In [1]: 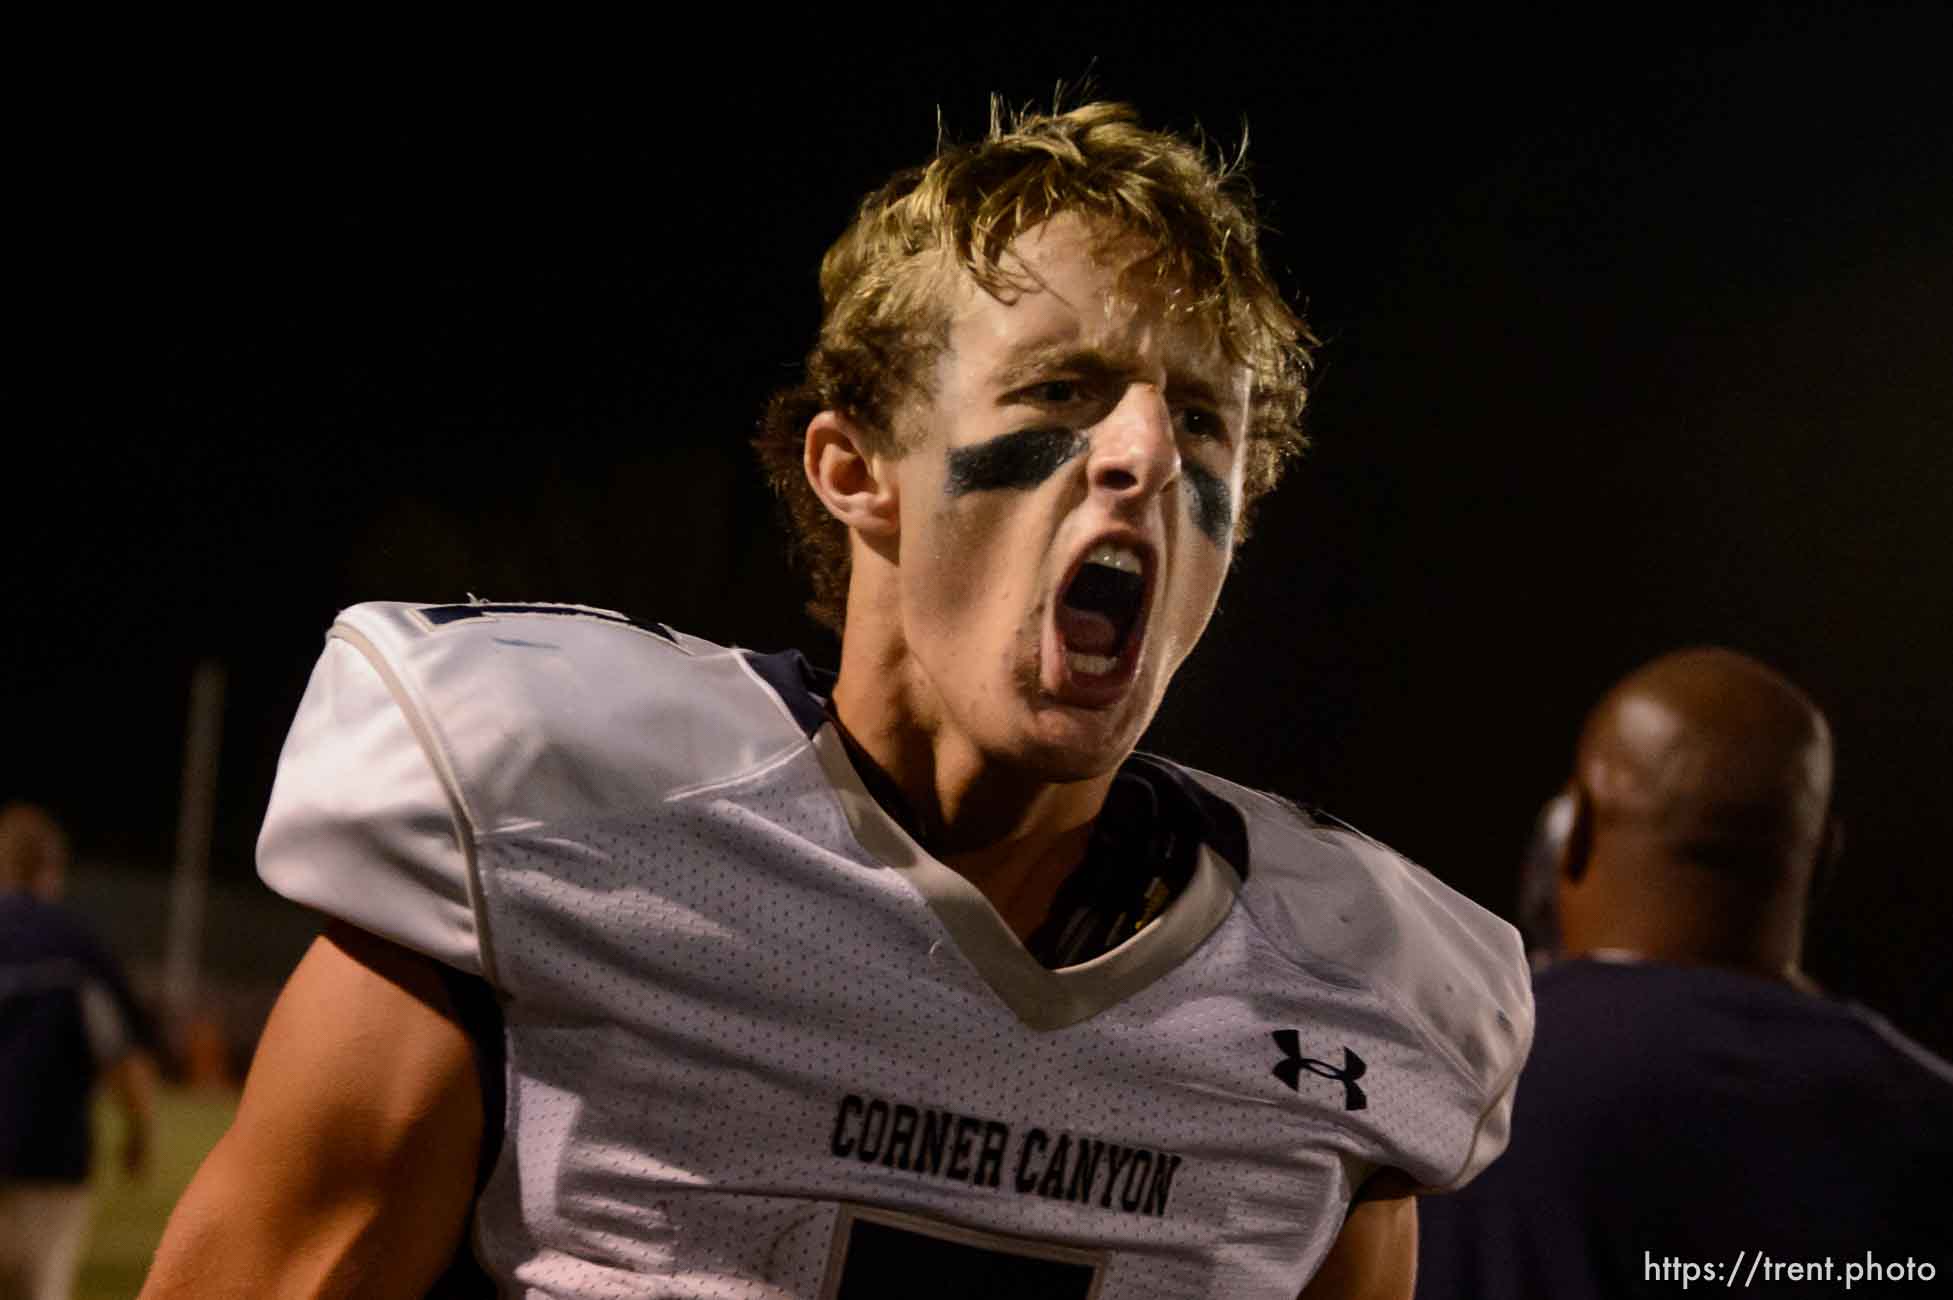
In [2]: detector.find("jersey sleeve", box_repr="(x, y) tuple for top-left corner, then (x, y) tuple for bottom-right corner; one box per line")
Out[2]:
(257, 629), (486, 978)
(1211, 781), (1536, 1194)
(1326, 831), (1533, 1193)
(1352, 835), (1532, 1192)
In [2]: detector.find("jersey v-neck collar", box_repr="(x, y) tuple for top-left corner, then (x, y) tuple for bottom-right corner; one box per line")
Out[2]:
(743, 648), (1246, 1031)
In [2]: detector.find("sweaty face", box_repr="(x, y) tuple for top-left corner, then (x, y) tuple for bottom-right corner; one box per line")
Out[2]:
(886, 215), (1251, 780)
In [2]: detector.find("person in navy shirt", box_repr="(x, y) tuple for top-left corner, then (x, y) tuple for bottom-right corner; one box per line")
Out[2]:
(1, 803), (158, 1300)
(1415, 649), (1953, 1298)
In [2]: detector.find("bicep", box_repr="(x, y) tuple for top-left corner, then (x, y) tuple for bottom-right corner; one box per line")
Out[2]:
(1298, 1183), (1419, 1300)
(142, 922), (484, 1300)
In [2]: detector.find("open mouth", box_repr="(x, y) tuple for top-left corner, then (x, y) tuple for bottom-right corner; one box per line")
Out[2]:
(1055, 542), (1150, 681)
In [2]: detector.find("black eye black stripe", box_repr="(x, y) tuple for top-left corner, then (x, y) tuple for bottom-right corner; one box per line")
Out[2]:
(944, 428), (1090, 495)
(943, 426), (1234, 547)
(1184, 462), (1233, 546)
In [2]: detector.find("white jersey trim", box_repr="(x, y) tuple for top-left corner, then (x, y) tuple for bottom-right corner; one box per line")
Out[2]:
(1428, 1032), (1526, 1192)
(808, 724), (1242, 1032)
(329, 620), (501, 986)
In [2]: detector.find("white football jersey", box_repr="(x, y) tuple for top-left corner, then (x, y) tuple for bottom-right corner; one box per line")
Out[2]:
(259, 601), (1533, 1298)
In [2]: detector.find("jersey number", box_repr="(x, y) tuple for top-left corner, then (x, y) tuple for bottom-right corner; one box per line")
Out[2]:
(821, 1204), (1105, 1299)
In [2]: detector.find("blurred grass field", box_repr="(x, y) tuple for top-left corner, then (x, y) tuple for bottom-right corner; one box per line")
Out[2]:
(78, 1086), (237, 1299)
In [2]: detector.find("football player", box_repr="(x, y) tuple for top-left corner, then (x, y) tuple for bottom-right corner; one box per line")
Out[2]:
(143, 102), (1531, 1299)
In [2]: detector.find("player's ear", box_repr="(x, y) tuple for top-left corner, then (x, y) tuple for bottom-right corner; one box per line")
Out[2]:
(805, 410), (899, 539)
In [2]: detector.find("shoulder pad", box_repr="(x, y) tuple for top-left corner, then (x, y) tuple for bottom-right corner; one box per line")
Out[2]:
(258, 630), (484, 975)
(1184, 769), (1534, 1189)
(259, 601), (811, 982)
(332, 601), (808, 831)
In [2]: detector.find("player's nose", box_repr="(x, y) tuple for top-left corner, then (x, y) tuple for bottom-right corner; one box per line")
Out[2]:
(1088, 384), (1180, 503)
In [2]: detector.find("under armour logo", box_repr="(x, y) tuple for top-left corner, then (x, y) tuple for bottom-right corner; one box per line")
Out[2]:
(1271, 1030), (1368, 1110)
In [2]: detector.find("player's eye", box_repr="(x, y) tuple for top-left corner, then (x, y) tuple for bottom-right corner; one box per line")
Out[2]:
(1023, 378), (1084, 406)
(1175, 406), (1231, 445)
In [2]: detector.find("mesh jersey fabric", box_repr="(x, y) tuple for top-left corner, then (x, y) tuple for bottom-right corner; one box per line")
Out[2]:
(258, 601), (1533, 1298)
(1414, 957), (1953, 1300)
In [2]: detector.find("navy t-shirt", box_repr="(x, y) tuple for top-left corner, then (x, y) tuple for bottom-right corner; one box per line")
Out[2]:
(0, 892), (157, 1181)
(1416, 958), (1953, 1298)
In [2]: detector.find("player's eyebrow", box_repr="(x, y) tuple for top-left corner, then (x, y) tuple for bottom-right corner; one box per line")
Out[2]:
(1165, 368), (1229, 415)
(991, 340), (1236, 414)
(989, 341), (1119, 397)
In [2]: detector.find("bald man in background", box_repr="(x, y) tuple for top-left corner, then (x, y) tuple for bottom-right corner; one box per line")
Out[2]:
(1416, 648), (1953, 1298)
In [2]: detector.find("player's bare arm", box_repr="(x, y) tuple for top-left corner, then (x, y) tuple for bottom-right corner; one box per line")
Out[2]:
(140, 922), (481, 1299)
(1298, 1176), (1419, 1300)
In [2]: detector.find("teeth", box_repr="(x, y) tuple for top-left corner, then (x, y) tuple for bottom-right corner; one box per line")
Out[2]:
(1067, 651), (1119, 677)
(1084, 543), (1143, 575)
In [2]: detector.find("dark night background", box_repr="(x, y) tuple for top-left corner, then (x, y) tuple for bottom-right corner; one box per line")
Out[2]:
(9, 8), (1949, 1057)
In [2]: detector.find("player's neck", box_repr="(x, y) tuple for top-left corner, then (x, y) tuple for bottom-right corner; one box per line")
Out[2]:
(833, 689), (1110, 848)
(829, 641), (1116, 939)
